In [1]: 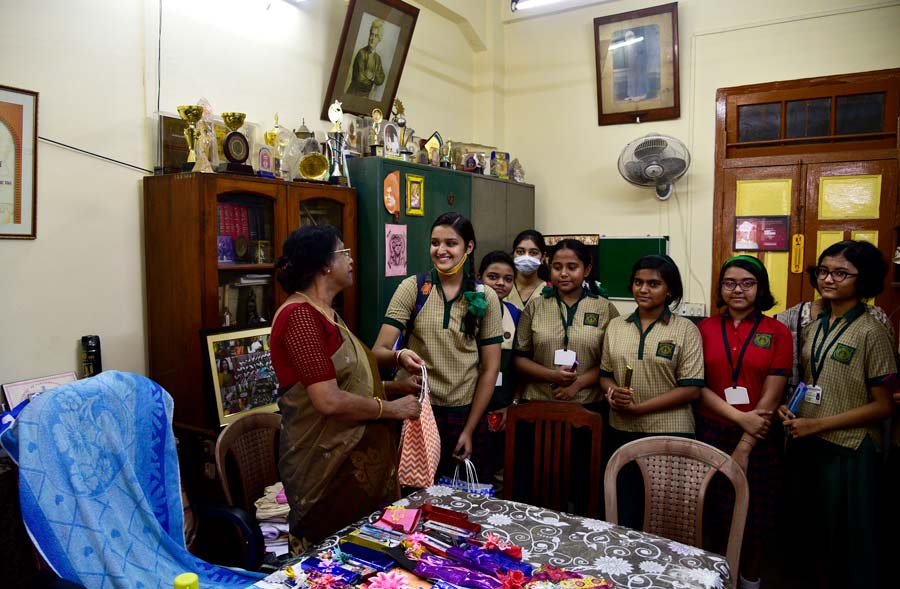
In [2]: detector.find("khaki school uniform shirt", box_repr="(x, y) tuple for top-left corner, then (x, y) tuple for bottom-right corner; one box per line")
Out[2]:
(600, 308), (705, 433)
(506, 284), (540, 311)
(798, 304), (897, 450)
(384, 271), (503, 407)
(513, 289), (619, 404)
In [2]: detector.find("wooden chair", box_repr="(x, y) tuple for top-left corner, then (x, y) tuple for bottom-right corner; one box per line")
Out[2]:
(503, 401), (604, 517)
(604, 436), (749, 586)
(215, 412), (282, 516)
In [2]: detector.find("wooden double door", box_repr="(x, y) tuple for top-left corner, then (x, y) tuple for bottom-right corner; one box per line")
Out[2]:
(714, 156), (898, 336)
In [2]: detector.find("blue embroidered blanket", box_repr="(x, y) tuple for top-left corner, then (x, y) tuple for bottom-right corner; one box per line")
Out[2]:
(0, 371), (261, 589)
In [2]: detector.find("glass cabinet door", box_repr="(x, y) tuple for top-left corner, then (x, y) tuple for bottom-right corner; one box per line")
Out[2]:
(216, 192), (277, 327)
(286, 187), (358, 331)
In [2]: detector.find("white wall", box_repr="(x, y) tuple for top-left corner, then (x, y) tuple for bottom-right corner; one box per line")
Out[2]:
(503, 0), (900, 313)
(0, 0), (485, 385)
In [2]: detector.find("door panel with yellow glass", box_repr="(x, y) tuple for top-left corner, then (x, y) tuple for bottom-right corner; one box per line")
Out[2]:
(801, 160), (898, 333)
(716, 165), (803, 316)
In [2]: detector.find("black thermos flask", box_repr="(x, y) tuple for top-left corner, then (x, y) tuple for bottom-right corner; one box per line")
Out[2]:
(81, 335), (102, 377)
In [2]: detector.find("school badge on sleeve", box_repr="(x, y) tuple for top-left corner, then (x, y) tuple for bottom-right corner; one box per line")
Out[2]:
(583, 313), (599, 326)
(656, 341), (676, 360)
(831, 343), (856, 364)
(753, 333), (773, 349)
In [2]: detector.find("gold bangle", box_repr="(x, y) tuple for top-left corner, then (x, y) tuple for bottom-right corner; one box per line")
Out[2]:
(375, 397), (384, 420)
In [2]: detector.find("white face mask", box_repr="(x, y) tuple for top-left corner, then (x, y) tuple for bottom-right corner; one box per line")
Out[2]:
(514, 255), (542, 275)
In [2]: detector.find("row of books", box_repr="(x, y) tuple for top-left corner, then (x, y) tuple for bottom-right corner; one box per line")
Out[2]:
(217, 202), (274, 242)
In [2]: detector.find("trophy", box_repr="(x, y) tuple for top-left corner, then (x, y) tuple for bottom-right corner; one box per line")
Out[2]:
(392, 99), (413, 160)
(177, 105), (203, 172)
(218, 112), (253, 175)
(264, 113), (292, 180)
(326, 101), (348, 186)
(369, 108), (384, 156)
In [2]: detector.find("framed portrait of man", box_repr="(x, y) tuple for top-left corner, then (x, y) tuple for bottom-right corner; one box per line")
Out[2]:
(321, 0), (419, 120)
(593, 3), (679, 126)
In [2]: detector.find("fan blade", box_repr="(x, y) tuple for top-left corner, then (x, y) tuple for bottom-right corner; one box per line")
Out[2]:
(633, 137), (668, 161)
(624, 161), (648, 184)
(660, 157), (687, 177)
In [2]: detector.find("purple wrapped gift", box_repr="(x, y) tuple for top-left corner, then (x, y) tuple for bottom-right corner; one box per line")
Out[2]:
(446, 546), (533, 577)
(413, 554), (501, 589)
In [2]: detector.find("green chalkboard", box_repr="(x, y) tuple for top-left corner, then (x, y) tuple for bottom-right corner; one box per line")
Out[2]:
(596, 236), (669, 299)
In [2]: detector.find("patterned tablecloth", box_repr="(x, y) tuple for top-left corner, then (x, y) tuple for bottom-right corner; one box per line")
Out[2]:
(256, 486), (731, 589)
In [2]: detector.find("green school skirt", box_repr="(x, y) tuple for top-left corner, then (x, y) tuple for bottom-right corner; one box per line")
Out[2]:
(786, 435), (883, 588)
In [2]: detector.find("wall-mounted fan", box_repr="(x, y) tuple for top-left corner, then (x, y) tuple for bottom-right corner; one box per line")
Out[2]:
(617, 134), (691, 200)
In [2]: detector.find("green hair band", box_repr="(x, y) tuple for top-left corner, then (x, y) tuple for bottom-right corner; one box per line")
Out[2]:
(725, 255), (765, 272)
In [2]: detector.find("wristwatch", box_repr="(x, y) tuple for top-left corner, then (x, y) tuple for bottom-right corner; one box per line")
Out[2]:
(511, 398), (521, 406)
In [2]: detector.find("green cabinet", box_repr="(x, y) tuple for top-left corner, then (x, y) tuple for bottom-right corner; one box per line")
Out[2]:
(349, 157), (472, 345)
(471, 175), (536, 267)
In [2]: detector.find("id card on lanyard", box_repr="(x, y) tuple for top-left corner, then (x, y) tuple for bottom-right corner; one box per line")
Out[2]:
(721, 314), (761, 405)
(807, 314), (853, 406)
(553, 295), (578, 366)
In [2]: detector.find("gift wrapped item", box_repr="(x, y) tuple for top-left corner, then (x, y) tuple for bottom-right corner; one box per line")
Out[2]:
(526, 565), (583, 583)
(338, 541), (396, 572)
(301, 558), (361, 584)
(375, 506), (422, 533)
(413, 553), (501, 589)
(446, 545), (533, 577)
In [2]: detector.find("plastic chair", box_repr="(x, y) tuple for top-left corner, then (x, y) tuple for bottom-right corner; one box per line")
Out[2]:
(215, 412), (282, 516)
(604, 436), (748, 586)
(503, 401), (604, 517)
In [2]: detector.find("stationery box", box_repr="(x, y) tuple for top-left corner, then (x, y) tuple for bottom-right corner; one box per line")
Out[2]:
(339, 541), (396, 572)
(341, 528), (402, 553)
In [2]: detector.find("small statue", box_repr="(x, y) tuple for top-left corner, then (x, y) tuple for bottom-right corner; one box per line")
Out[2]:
(510, 158), (526, 183)
(328, 100), (344, 133)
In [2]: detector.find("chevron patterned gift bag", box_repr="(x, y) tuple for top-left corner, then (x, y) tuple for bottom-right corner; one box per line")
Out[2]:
(398, 366), (441, 488)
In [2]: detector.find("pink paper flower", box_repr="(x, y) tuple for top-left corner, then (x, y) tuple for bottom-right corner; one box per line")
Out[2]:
(498, 569), (527, 589)
(368, 570), (407, 589)
(483, 532), (502, 550)
(310, 573), (339, 589)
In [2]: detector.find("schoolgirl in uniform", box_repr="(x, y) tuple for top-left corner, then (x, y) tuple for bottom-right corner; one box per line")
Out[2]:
(373, 213), (503, 482)
(507, 230), (549, 311)
(696, 255), (792, 588)
(600, 254), (704, 528)
(513, 239), (619, 405)
(477, 250), (521, 485)
(778, 240), (895, 588)
(477, 250), (521, 422)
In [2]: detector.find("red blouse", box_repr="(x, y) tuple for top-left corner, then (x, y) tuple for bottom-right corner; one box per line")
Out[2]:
(271, 302), (342, 388)
(698, 313), (792, 423)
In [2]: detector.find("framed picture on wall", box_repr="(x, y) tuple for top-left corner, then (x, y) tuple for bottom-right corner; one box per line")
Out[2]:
(405, 174), (424, 216)
(593, 3), (680, 126)
(321, 0), (420, 120)
(203, 326), (279, 427)
(1, 372), (77, 411)
(734, 215), (790, 251)
(0, 85), (38, 239)
(544, 234), (601, 247)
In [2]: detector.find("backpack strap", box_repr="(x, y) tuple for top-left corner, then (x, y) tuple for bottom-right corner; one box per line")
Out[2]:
(394, 271), (433, 351)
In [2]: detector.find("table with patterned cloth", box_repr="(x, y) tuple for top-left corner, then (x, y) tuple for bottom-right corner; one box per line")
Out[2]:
(255, 486), (731, 589)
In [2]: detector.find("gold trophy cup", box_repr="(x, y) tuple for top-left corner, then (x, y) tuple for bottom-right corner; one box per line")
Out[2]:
(219, 112), (253, 175)
(177, 105), (203, 171)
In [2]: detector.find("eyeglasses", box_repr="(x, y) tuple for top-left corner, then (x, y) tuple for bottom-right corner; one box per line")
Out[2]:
(333, 248), (352, 258)
(814, 267), (857, 282)
(722, 279), (757, 291)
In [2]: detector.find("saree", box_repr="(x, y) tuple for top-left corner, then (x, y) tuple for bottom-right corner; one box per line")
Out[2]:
(277, 314), (399, 553)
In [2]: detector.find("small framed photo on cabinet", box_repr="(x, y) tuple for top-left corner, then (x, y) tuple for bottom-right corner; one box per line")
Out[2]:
(405, 174), (424, 217)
